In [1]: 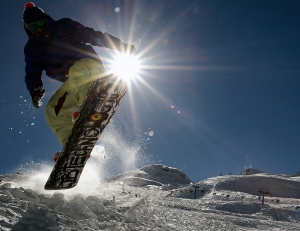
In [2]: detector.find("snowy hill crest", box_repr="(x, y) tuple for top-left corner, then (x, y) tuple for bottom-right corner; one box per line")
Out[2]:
(108, 164), (192, 188)
(243, 168), (266, 175)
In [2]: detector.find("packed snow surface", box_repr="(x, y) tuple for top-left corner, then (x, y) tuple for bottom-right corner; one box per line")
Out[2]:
(1, 165), (300, 230)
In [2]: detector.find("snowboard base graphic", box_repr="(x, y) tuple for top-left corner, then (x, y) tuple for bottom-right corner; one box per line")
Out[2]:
(44, 74), (127, 190)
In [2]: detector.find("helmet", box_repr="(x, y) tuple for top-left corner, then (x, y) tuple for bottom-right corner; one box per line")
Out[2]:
(23, 2), (45, 24)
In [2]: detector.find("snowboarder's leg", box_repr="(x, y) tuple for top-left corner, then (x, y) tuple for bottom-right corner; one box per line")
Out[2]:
(68, 58), (106, 105)
(45, 81), (78, 146)
(45, 58), (106, 146)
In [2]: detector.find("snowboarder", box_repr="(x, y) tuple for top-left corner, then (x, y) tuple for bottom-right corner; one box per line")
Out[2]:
(22, 2), (136, 161)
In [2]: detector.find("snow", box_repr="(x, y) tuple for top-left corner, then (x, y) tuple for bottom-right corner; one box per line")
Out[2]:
(243, 168), (266, 175)
(1, 165), (300, 230)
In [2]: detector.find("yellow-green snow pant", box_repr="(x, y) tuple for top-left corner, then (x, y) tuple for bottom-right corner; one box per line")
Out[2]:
(45, 58), (106, 146)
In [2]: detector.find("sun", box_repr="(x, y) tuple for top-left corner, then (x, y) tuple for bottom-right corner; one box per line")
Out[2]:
(110, 53), (140, 82)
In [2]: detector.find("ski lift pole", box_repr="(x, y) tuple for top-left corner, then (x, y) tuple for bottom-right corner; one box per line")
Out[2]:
(258, 188), (271, 205)
(190, 182), (200, 199)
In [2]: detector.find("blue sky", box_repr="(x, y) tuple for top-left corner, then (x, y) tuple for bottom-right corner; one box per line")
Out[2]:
(0, 0), (300, 181)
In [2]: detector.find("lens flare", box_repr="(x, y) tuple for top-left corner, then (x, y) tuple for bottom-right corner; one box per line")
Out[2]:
(110, 53), (140, 82)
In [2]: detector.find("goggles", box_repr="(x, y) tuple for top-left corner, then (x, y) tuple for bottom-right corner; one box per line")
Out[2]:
(25, 18), (48, 34)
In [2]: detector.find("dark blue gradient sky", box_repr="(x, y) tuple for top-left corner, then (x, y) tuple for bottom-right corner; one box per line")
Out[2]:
(0, 0), (300, 181)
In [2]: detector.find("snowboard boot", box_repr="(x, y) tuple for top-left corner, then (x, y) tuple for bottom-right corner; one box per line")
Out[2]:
(53, 151), (91, 162)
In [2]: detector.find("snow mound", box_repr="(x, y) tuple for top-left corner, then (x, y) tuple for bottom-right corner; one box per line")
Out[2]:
(215, 175), (300, 199)
(243, 168), (266, 175)
(108, 164), (192, 188)
(168, 174), (300, 199)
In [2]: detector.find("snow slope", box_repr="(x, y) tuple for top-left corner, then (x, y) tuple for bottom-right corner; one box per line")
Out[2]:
(1, 165), (300, 230)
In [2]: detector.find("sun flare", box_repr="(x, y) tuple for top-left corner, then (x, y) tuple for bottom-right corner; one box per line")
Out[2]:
(110, 53), (140, 82)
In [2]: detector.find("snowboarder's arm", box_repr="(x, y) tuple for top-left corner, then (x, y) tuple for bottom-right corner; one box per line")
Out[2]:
(24, 44), (44, 97)
(62, 18), (136, 53)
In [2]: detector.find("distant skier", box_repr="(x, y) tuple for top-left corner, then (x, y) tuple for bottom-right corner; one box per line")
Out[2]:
(22, 2), (136, 161)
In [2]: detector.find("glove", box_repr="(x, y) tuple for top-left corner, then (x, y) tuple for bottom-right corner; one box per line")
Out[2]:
(32, 88), (46, 109)
(126, 45), (137, 56)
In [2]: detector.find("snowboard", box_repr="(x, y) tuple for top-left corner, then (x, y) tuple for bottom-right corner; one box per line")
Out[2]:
(44, 74), (127, 190)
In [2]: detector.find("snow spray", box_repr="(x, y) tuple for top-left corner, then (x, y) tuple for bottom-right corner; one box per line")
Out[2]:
(13, 122), (151, 199)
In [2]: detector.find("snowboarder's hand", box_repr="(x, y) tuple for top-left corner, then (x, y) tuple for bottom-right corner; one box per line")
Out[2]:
(120, 43), (137, 56)
(32, 88), (46, 109)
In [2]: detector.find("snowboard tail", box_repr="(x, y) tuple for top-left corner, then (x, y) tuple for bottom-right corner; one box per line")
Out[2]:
(44, 74), (127, 190)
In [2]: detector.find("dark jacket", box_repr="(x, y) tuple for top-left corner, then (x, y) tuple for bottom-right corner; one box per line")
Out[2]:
(24, 15), (124, 96)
